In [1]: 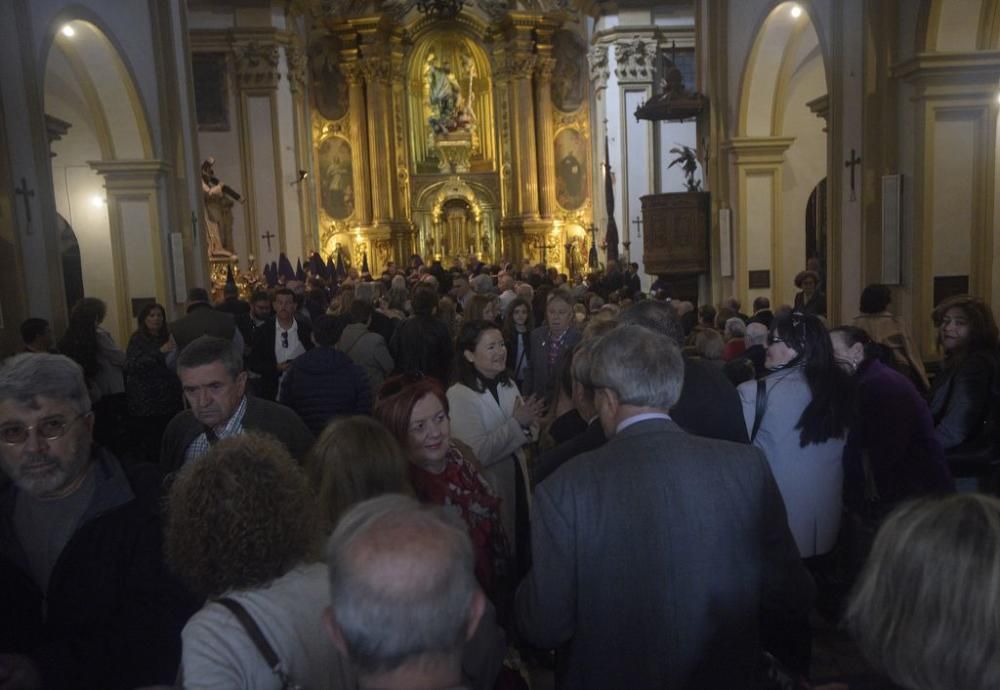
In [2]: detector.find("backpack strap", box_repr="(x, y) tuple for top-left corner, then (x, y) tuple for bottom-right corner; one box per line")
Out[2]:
(751, 378), (768, 442)
(215, 597), (300, 689)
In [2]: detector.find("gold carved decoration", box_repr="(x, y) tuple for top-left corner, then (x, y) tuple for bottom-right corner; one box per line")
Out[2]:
(234, 41), (280, 89)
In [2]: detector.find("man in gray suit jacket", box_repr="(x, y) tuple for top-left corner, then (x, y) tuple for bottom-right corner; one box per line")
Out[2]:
(516, 325), (814, 690)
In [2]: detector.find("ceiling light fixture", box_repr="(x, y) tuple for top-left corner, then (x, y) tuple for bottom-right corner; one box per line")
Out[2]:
(790, 5), (803, 18)
(61, 25), (76, 38)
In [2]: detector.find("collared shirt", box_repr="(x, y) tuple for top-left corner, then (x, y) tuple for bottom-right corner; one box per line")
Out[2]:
(183, 395), (249, 465)
(616, 412), (672, 434)
(275, 318), (306, 364)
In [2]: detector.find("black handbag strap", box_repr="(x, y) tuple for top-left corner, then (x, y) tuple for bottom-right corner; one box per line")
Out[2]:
(751, 378), (768, 442)
(216, 597), (300, 689)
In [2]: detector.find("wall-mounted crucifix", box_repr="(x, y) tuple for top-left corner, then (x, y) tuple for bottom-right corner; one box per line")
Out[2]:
(14, 177), (35, 233)
(845, 148), (861, 202)
(632, 215), (643, 238)
(261, 230), (276, 252)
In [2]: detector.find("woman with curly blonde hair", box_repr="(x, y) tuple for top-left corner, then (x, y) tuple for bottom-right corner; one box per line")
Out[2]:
(165, 432), (354, 689)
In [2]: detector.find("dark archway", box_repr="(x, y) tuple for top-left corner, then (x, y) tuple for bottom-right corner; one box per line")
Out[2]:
(58, 214), (84, 311)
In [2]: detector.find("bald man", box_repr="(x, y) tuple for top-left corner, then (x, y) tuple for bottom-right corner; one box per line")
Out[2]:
(325, 496), (497, 690)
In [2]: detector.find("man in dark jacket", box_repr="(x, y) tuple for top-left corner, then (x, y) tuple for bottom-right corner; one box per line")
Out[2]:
(0, 353), (198, 689)
(161, 336), (313, 474)
(170, 287), (242, 353)
(248, 287), (313, 400)
(215, 283), (253, 344)
(280, 315), (372, 435)
(621, 300), (749, 444)
(516, 326), (813, 690)
(390, 286), (454, 386)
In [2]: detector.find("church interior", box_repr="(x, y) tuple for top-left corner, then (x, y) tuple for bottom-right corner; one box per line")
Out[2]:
(0, 0), (996, 356)
(0, 0), (1000, 688)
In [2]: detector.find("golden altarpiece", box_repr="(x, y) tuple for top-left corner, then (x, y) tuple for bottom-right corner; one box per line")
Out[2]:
(308, 6), (594, 276)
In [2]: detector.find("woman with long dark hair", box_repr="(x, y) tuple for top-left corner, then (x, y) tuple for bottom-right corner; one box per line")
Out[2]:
(125, 302), (181, 463)
(928, 294), (1000, 454)
(502, 297), (534, 390)
(737, 312), (854, 558)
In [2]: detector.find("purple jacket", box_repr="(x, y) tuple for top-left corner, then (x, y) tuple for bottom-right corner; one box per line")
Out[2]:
(843, 359), (954, 509)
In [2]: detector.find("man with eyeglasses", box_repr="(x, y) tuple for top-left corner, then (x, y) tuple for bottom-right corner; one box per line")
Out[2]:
(0, 353), (197, 689)
(248, 287), (313, 400)
(160, 335), (313, 475)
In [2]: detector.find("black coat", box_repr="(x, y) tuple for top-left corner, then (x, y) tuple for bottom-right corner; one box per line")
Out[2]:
(0, 452), (199, 690)
(390, 315), (454, 386)
(534, 417), (606, 486)
(124, 332), (183, 417)
(169, 303), (236, 352)
(672, 356), (750, 444)
(278, 346), (373, 435)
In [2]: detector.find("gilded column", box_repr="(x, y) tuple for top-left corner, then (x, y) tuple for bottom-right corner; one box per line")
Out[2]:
(588, 44), (610, 231)
(341, 60), (372, 227)
(534, 55), (557, 220)
(360, 54), (392, 226)
(510, 54), (540, 220)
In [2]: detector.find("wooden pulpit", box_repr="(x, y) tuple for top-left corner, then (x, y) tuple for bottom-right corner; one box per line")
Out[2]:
(641, 191), (710, 301)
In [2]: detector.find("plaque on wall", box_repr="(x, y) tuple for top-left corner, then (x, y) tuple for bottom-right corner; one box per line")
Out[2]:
(933, 275), (969, 307)
(749, 270), (771, 289)
(192, 53), (229, 131)
(641, 192), (709, 276)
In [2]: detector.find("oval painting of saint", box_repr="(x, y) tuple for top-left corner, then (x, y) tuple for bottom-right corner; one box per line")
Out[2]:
(555, 128), (587, 211)
(318, 137), (354, 220)
(310, 38), (349, 122)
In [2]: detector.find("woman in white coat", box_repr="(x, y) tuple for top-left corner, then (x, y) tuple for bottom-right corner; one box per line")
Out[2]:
(448, 320), (545, 560)
(737, 311), (854, 559)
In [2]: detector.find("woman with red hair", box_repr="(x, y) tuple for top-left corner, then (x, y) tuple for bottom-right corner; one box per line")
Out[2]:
(374, 374), (511, 601)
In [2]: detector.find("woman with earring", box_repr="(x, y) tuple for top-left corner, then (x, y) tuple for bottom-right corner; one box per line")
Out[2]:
(447, 320), (544, 565)
(830, 326), (953, 520)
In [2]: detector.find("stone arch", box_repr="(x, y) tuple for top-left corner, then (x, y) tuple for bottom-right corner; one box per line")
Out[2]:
(43, 17), (161, 342)
(733, 1), (829, 307)
(919, 0), (991, 52)
(738, 2), (828, 137)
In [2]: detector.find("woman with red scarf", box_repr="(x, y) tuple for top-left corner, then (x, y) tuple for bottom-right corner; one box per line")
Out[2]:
(374, 374), (512, 603)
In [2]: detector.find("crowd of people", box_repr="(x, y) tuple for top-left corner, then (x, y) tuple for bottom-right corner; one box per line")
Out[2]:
(1, 254), (999, 690)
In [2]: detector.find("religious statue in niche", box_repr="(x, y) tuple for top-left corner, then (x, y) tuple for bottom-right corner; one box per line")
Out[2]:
(555, 129), (587, 210)
(309, 38), (349, 122)
(551, 30), (586, 112)
(201, 157), (243, 257)
(318, 137), (354, 220)
(424, 51), (475, 135)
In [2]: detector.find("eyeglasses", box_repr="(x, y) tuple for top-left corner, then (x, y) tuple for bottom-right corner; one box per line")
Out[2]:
(281, 331), (289, 348)
(0, 412), (90, 445)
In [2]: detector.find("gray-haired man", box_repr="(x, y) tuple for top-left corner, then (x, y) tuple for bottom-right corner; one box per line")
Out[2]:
(325, 495), (493, 690)
(160, 336), (313, 474)
(0, 353), (197, 689)
(516, 324), (814, 689)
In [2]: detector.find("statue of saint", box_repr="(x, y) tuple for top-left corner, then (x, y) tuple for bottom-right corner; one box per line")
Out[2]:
(425, 52), (471, 135)
(201, 157), (242, 257)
